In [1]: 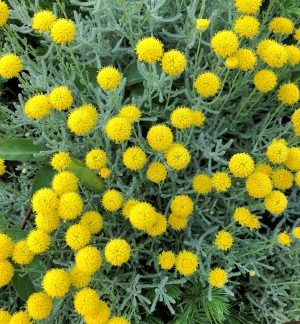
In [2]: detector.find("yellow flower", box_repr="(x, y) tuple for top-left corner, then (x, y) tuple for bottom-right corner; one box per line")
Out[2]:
(65, 224), (91, 250)
(32, 10), (56, 32)
(146, 212), (167, 236)
(278, 83), (300, 105)
(27, 229), (51, 254)
(104, 239), (131, 266)
(161, 50), (187, 76)
(49, 85), (73, 111)
(52, 171), (79, 196)
(285, 147), (300, 171)
(175, 251), (198, 276)
(123, 146), (147, 171)
(253, 70), (277, 93)
(26, 292), (53, 320)
(192, 110), (205, 126)
(50, 151), (71, 172)
(168, 212), (188, 231)
(97, 66), (122, 90)
(233, 207), (251, 226)
(50, 18), (76, 44)
(74, 287), (101, 317)
(285, 45), (300, 66)
(146, 162), (167, 183)
(158, 251), (176, 270)
(208, 268), (228, 288)
(80, 211), (103, 234)
(69, 266), (91, 289)
(24, 94), (52, 119)
(122, 199), (140, 219)
(166, 143), (191, 170)
(101, 189), (123, 212)
(234, 48), (257, 71)
(260, 42), (288, 68)
(99, 167), (111, 179)
(170, 195), (193, 218)
(107, 316), (130, 324)
(214, 230), (234, 251)
(295, 171), (300, 187)
(266, 139), (288, 164)
(255, 163), (273, 175)
(269, 17), (294, 35)
(129, 202), (157, 231)
(196, 18), (210, 32)
(211, 30), (239, 58)
(192, 174), (212, 195)
(12, 240), (34, 265)
(225, 56), (239, 69)
(32, 188), (58, 216)
(42, 268), (70, 298)
(233, 15), (260, 39)
(9, 311), (31, 324)
(277, 232), (292, 246)
(246, 214), (261, 231)
(83, 300), (110, 324)
(0, 0), (9, 27)
(295, 28), (300, 41)
(147, 124), (174, 152)
(58, 192), (83, 220)
(292, 227), (300, 239)
(0, 234), (14, 261)
(0, 53), (22, 79)
(256, 39), (276, 58)
(0, 260), (14, 287)
(229, 152), (255, 178)
(170, 107), (193, 129)
(35, 213), (59, 233)
(264, 190), (288, 215)
(194, 72), (221, 97)
(234, 0), (262, 14)
(212, 172), (231, 192)
(0, 309), (11, 323)
(105, 116), (132, 143)
(67, 104), (98, 135)
(0, 159), (5, 176)
(85, 149), (107, 170)
(118, 105), (141, 123)
(246, 172), (273, 198)
(271, 169), (293, 191)
(135, 36), (164, 63)
(75, 246), (102, 274)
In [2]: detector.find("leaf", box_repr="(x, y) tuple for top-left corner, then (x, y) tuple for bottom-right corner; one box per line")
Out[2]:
(68, 158), (105, 192)
(0, 139), (47, 161)
(31, 165), (55, 195)
(124, 61), (143, 86)
(11, 268), (37, 301)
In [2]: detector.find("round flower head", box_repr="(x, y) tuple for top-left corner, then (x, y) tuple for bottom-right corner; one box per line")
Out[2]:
(0, 159), (5, 176)
(192, 173), (212, 195)
(266, 139), (288, 164)
(49, 85), (73, 111)
(264, 190), (288, 215)
(74, 287), (101, 317)
(0, 309), (11, 323)
(35, 213), (60, 233)
(246, 172), (273, 198)
(260, 42), (288, 68)
(0, 53), (23, 79)
(196, 18), (210, 32)
(26, 292), (53, 320)
(246, 214), (261, 231)
(170, 107), (193, 129)
(118, 105), (141, 124)
(256, 39), (277, 58)
(105, 239), (131, 266)
(146, 212), (167, 236)
(58, 192), (83, 220)
(293, 227), (300, 239)
(69, 266), (91, 289)
(0, 260), (14, 287)
(212, 172), (231, 192)
(285, 147), (300, 171)
(234, 0), (262, 14)
(32, 10), (56, 32)
(12, 240), (34, 265)
(214, 230), (234, 251)
(158, 251), (176, 270)
(296, 171), (300, 187)
(277, 232), (292, 246)
(107, 317), (130, 324)
(278, 83), (299, 105)
(123, 146), (147, 171)
(9, 311), (31, 324)
(0, 234), (14, 261)
(24, 94), (52, 119)
(83, 300), (110, 323)
(42, 268), (70, 298)
(99, 167), (111, 179)
(0, 1), (9, 27)
(161, 50), (187, 76)
(225, 56), (239, 69)
(32, 188), (58, 216)
(168, 212), (188, 231)
(295, 28), (300, 41)
(80, 211), (103, 234)
(51, 151), (71, 172)
(122, 199), (139, 219)
(166, 143), (191, 170)
(211, 30), (239, 58)
(253, 70), (277, 93)
(192, 110), (205, 126)
(271, 169), (293, 191)
(233, 207), (251, 226)
(101, 189), (123, 212)
(147, 124), (174, 152)
(135, 36), (164, 63)
(85, 149), (107, 170)
(170, 195), (193, 218)
(208, 268), (228, 288)
(175, 251), (198, 276)
(97, 66), (122, 91)
(255, 163), (273, 175)
(229, 153), (255, 178)
(27, 229), (51, 254)
(65, 224), (91, 250)
(105, 116), (132, 143)
(233, 15), (260, 39)
(129, 202), (157, 231)
(52, 171), (78, 195)
(50, 18), (76, 44)
(67, 104), (98, 135)
(75, 246), (102, 274)
(146, 162), (167, 184)
(194, 72), (221, 98)
(285, 45), (300, 66)
(269, 17), (294, 35)
(234, 48), (257, 71)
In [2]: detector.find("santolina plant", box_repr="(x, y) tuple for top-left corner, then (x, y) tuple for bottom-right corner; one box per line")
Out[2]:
(0, 0), (300, 323)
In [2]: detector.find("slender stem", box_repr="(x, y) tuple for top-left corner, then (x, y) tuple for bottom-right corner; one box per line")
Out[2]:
(165, 77), (173, 108)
